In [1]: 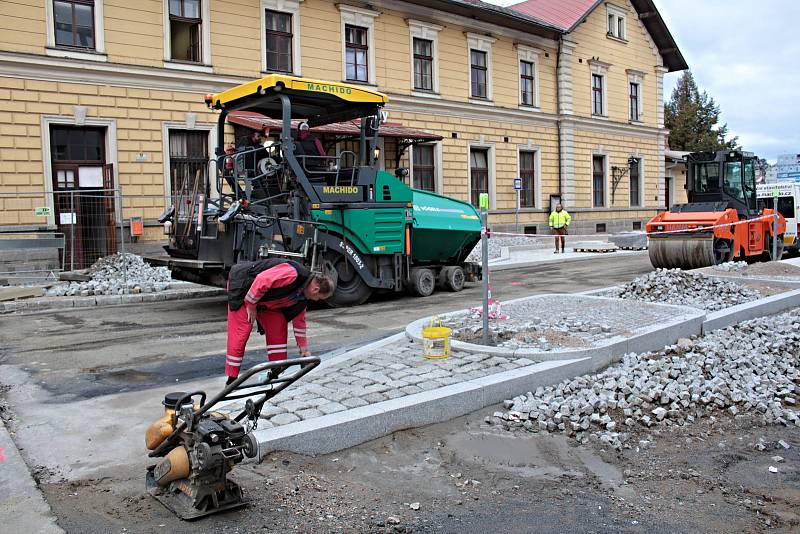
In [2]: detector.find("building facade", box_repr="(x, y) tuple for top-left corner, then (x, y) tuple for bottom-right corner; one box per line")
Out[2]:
(0, 0), (686, 265)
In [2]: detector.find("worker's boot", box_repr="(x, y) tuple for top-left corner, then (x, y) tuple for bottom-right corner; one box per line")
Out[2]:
(226, 375), (236, 386)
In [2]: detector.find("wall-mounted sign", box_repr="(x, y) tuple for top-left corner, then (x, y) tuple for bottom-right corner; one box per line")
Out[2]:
(513, 178), (522, 190)
(34, 207), (52, 217)
(135, 152), (148, 162)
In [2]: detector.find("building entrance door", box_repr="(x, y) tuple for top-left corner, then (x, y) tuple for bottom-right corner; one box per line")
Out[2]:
(51, 126), (116, 269)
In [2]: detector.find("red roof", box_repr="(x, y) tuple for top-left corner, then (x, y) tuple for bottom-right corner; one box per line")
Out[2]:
(510, 0), (599, 31)
(228, 111), (441, 141)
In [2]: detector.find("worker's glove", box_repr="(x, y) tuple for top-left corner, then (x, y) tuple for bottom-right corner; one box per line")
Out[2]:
(256, 320), (265, 335)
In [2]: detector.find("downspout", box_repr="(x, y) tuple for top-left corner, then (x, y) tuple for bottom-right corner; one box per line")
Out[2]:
(555, 35), (563, 199)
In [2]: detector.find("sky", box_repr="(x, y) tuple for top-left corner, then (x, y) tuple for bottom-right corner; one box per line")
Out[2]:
(488, 0), (800, 163)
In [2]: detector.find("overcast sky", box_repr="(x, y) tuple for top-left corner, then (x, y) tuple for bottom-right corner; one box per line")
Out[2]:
(489, 1), (800, 162)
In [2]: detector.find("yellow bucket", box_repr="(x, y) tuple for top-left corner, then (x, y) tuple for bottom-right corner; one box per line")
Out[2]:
(421, 319), (451, 359)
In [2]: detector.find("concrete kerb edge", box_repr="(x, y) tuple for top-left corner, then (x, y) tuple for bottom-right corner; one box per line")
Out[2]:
(702, 287), (800, 333)
(254, 357), (594, 457)
(0, 418), (64, 533)
(0, 287), (225, 314)
(253, 299), (706, 457)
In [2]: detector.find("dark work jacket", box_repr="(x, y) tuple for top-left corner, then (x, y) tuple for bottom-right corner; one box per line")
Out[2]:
(227, 259), (311, 322)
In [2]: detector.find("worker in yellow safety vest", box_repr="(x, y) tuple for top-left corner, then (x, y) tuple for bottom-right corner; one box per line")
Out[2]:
(548, 203), (571, 253)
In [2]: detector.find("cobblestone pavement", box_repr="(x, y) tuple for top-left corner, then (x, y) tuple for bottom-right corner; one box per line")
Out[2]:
(223, 339), (538, 428)
(221, 296), (691, 429)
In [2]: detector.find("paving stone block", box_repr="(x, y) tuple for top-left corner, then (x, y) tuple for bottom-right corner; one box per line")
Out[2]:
(270, 412), (300, 426)
(318, 402), (347, 415)
(400, 385), (423, 395)
(341, 397), (369, 408)
(362, 392), (387, 403)
(297, 408), (324, 420)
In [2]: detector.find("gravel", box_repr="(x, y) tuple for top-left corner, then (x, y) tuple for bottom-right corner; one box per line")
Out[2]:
(611, 268), (761, 311)
(446, 311), (613, 351)
(492, 310), (800, 450)
(45, 253), (173, 297)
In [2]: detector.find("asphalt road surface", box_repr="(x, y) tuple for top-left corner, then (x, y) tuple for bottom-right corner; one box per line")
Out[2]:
(0, 253), (653, 401)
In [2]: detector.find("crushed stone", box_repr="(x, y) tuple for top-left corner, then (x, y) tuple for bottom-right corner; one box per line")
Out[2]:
(492, 310), (800, 450)
(45, 253), (172, 297)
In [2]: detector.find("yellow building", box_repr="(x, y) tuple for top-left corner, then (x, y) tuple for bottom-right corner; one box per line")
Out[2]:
(0, 0), (686, 268)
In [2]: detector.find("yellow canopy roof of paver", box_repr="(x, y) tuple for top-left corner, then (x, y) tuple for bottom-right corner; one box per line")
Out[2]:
(207, 75), (389, 126)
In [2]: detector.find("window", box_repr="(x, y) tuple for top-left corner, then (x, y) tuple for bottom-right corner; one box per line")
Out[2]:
(607, 5), (626, 40)
(169, 0), (202, 63)
(724, 161), (746, 204)
(470, 148), (489, 207)
(409, 20), (441, 94)
(519, 151), (535, 207)
(467, 33), (494, 101)
(592, 74), (604, 116)
(413, 38), (433, 91)
(629, 158), (640, 206)
(520, 60), (535, 106)
(412, 144), (435, 192)
(470, 50), (487, 99)
(345, 25), (369, 82)
(593, 155), (605, 207)
(54, 0), (95, 49)
(629, 83), (640, 122)
(264, 11), (293, 73)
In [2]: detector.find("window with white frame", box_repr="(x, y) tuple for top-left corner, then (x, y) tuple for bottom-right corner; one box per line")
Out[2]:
(607, 4), (626, 40)
(590, 59), (610, 117)
(261, 0), (302, 75)
(163, 0), (211, 69)
(517, 44), (540, 108)
(627, 69), (645, 122)
(339, 5), (378, 85)
(46, 0), (106, 60)
(409, 20), (441, 94)
(467, 33), (495, 101)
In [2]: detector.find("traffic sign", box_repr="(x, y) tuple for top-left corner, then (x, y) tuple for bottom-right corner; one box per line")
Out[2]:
(479, 193), (489, 210)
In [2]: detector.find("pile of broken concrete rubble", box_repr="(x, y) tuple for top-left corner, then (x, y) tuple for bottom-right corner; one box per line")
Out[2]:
(492, 310), (800, 450)
(612, 268), (760, 311)
(45, 253), (172, 297)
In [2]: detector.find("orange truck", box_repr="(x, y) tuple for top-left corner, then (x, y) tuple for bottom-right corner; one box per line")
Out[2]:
(647, 150), (785, 269)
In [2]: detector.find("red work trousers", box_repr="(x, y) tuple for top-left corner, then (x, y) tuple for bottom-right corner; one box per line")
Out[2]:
(225, 305), (288, 378)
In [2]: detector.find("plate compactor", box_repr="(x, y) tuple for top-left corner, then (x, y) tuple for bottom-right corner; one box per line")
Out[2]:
(144, 357), (320, 520)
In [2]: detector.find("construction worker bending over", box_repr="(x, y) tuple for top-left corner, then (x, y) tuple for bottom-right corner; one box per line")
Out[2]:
(548, 203), (571, 254)
(225, 259), (335, 384)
